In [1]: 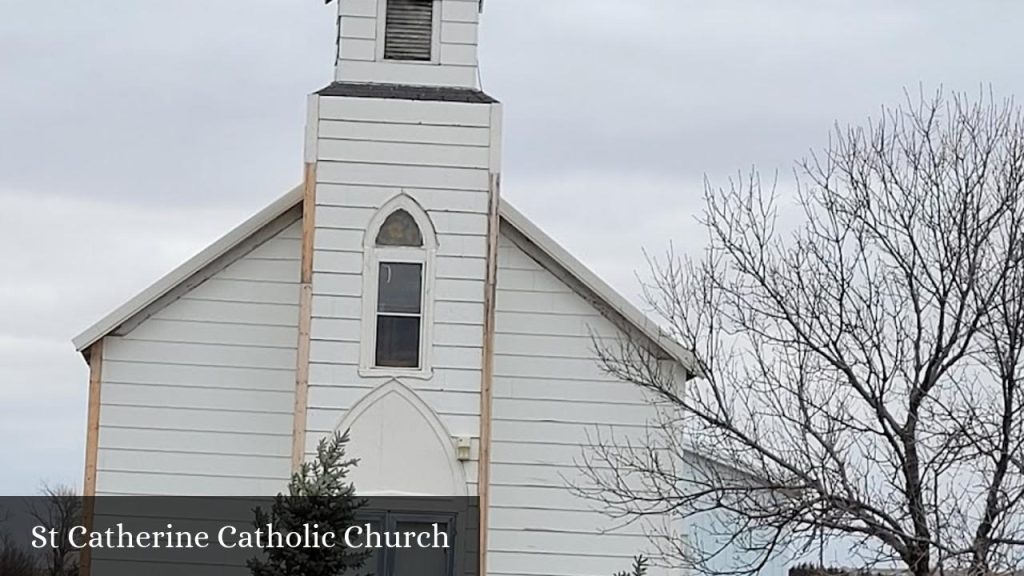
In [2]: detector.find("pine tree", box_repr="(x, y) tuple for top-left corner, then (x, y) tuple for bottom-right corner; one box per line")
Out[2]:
(248, 431), (370, 576)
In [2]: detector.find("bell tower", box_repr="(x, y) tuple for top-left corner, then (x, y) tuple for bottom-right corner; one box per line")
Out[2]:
(332, 0), (483, 88)
(295, 0), (501, 525)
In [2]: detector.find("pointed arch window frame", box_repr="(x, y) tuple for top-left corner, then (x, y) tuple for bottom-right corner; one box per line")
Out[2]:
(360, 194), (438, 379)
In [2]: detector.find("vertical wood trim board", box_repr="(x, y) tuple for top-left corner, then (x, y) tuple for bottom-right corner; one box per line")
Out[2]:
(80, 339), (104, 576)
(293, 93), (320, 473)
(477, 172), (501, 576)
(291, 161), (318, 473)
(477, 100), (503, 576)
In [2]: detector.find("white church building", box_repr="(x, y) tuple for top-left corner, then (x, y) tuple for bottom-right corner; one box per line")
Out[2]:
(70, 1), (782, 575)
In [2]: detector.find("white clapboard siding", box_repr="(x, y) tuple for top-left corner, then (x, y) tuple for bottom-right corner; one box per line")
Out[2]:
(334, 0), (480, 88)
(308, 361), (482, 392)
(319, 139), (490, 169)
(309, 385), (479, 413)
(313, 271), (363, 297)
(435, 320), (484, 346)
(494, 376), (656, 404)
(319, 120), (489, 146)
(490, 233), (677, 576)
(313, 249), (364, 274)
(437, 235), (489, 258)
(308, 339), (360, 365)
(440, 20), (478, 45)
(336, 57), (477, 88)
(318, 184), (491, 214)
(340, 37), (376, 62)
(492, 419), (647, 445)
(99, 427), (292, 457)
(124, 318), (297, 348)
(441, 0), (479, 23)
(440, 42), (477, 67)
(339, 0), (376, 18)
(340, 14), (376, 39)
(102, 360), (293, 392)
(316, 205), (379, 230)
(151, 299), (298, 327)
(311, 294), (363, 320)
(102, 383), (293, 415)
(97, 471), (286, 497)
(319, 97), (490, 127)
(104, 340), (295, 371)
(437, 254), (488, 279)
(305, 408), (480, 438)
(315, 227), (366, 249)
(318, 161), (489, 191)
(101, 405), (294, 435)
(99, 449), (291, 481)
(304, 63), (498, 493)
(94, 221), (301, 496)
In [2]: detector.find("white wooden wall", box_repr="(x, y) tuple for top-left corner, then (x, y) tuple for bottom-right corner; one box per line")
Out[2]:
(305, 93), (500, 497)
(94, 220), (303, 496)
(489, 234), (680, 576)
(336, 0), (480, 88)
(487, 235), (843, 576)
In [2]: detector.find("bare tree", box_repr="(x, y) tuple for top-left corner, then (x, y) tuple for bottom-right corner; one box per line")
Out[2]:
(579, 90), (1024, 576)
(30, 484), (81, 576)
(0, 532), (39, 576)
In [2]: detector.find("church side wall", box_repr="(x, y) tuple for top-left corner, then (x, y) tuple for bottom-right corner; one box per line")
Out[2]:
(488, 233), (682, 576)
(488, 233), (834, 576)
(93, 219), (303, 496)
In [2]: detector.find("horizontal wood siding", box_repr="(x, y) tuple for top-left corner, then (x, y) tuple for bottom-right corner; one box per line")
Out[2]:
(94, 221), (302, 496)
(335, 0), (480, 88)
(305, 94), (497, 497)
(490, 234), (679, 576)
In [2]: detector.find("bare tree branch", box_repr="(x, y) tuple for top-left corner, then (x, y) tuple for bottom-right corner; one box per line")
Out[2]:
(577, 88), (1024, 576)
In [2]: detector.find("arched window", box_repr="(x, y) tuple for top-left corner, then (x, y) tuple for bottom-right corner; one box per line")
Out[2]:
(376, 210), (423, 247)
(362, 197), (436, 376)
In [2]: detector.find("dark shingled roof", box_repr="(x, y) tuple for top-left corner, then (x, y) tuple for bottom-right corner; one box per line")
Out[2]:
(317, 82), (498, 104)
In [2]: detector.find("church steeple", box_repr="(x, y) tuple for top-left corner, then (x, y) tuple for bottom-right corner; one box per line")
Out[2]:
(328, 0), (483, 89)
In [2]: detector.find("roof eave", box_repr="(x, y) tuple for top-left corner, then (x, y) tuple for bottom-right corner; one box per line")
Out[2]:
(71, 188), (702, 382)
(496, 200), (702, 380)
(72, 185), (305, 354)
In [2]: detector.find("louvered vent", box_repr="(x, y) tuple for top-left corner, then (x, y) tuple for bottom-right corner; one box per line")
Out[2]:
(384, 0), (434, 61)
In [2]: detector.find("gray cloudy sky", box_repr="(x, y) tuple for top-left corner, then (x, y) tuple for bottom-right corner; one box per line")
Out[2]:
(2, 0), (1023, 495)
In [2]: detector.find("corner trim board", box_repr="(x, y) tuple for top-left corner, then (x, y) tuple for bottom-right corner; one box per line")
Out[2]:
(292, 162), (318, 472)
(83, 340), (103, 496)
(477, 171), (501, 576)
(80, 339), (104, 576)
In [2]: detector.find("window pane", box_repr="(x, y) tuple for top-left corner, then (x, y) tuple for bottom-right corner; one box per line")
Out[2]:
(378, 262), (422, 314)
(376, 316), (421, 368)
(391, 521), (449, 576)
(376, 209), (424, 247)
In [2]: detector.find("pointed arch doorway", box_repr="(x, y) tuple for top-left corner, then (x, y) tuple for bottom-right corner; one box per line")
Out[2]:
(335, 380), (468, 497)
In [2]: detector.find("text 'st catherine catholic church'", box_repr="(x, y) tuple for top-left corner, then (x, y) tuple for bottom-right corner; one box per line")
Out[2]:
(72, 1), (704, 575)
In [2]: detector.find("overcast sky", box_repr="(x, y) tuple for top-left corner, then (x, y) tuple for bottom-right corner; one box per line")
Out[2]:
(2, 0), (1023, 495)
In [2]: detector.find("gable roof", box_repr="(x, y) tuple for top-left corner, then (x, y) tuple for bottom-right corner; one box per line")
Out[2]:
(71, 186), (303, 352)
(497, 202), (699, 378)
(72, 187), (700, 379)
